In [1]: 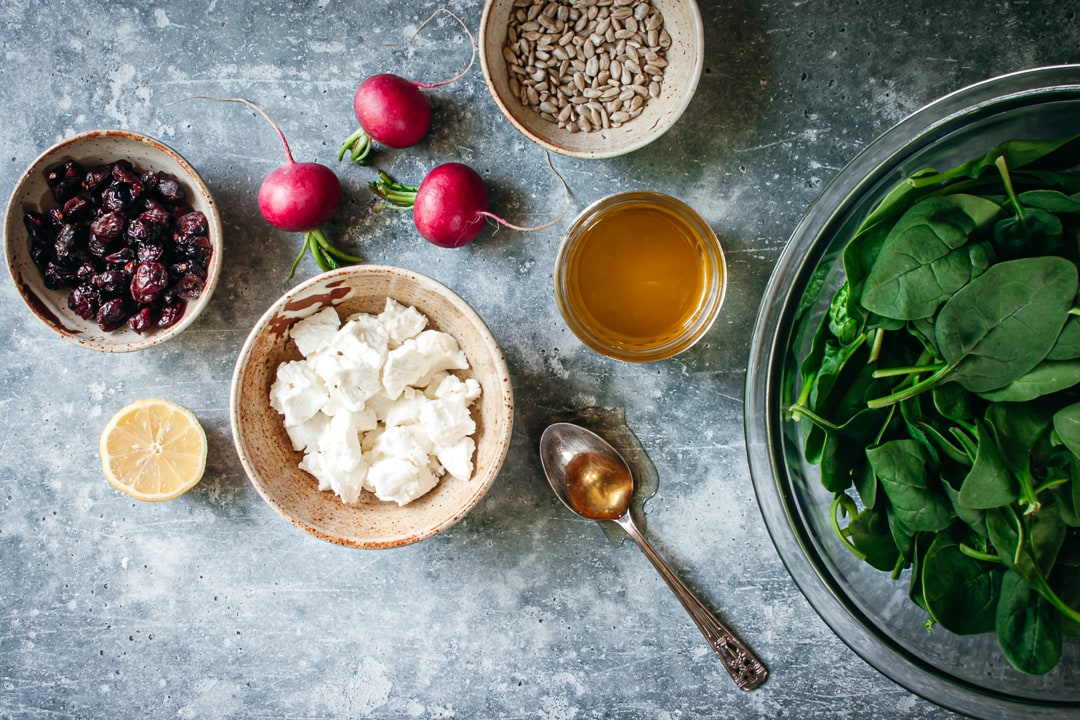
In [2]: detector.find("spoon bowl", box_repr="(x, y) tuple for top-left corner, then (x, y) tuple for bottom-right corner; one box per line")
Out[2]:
(539, 422), (768, 691)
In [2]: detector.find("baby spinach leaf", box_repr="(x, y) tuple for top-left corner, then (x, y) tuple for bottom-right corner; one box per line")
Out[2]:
(868, 439), (952, 533)
(996, 568), (1063, 675)
(847, 505), (901, 572)
(861, 195), (999, 320)
(1046, 312), (1080, 361)
(1018, 188), (1080, 214)
(1052, 402), (1080, 459)
(922, 533), (1001, 635)
(986, 400), (1056, 478)
(986, 505), (1066, 582)
(935, 256), (1077, 393)
(942, 475), (985, 534)
(993, 207), (1065, 260)
(932, 383), (976, 423)
(828, 282), (860, 345)
(977, 359), (1080, 403)
(1049, 531), (1080, 637)
(853, 461), (878, 510)
(958, 419), (1017, 509)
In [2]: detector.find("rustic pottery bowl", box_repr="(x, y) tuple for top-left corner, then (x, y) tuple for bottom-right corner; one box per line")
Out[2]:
(230, 265), (515, 549)
(479, 0), (704, 159)
(3, 129), (222, 352)
(746, 66), (1080, 718)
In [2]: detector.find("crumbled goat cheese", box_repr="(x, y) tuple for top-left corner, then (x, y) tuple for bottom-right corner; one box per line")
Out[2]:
(270, 299), (482, 506)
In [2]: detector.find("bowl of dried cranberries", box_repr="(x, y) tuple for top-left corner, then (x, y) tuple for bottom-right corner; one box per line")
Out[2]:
(3, 129), (222, 352)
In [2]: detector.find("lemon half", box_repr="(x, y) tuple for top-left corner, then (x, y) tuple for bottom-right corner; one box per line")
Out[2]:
(100, 398), (208, 501)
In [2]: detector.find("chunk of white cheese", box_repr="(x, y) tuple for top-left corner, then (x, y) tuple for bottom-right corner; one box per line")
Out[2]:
(269, 299), (482, 506)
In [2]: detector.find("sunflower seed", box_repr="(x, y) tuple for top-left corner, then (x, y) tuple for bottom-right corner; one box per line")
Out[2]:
(503, 0), (668, 133)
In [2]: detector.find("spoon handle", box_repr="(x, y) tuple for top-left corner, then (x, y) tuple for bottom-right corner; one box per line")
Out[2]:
(617, 515), (768, 691)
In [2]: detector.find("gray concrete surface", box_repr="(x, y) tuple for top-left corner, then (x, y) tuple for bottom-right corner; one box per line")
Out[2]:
(1, 1), (1078, 718)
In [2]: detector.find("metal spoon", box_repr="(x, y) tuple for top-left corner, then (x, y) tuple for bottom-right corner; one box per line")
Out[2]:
(539, 421), (768, 691)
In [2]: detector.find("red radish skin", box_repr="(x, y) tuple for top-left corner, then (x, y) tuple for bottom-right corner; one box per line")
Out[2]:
(258, 162), (341, 233)
(173, 96), (362, 278)
(368, 157), (569, 249)
(338, 8), (476, 165)
(354, 74), (432, 150)
(413, 163), (489, 248)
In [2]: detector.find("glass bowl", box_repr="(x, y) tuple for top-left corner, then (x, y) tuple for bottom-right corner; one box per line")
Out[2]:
(554, 191), (726, 363)
(745, 65), (1080, 718)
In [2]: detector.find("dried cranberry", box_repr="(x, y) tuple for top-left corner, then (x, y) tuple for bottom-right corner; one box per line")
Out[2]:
(176, 273), (205, 299)
(42, 262), (69, 290)
(54, 224), (81, 258)
(125, 217), (160, 244)
(29, 156), (209, 336)
(127, 306), (158, 334)
(82, 165), (113, 194)
(155, 173), (185, 203)
(90, 212), (126, 240)
(176, 211), (208, 237)
(61, 195), (93, 222)
(139, 206), (172, 228)
(87, 234), (113, 258)
(157, 300), (185, 329)
(68, 284), (99, 320)
(100, 182), (135, 213)
(96, 297), (129, 331)
(178, 235), (213, 265)
(93, 269), (128, 297)
(23, 211), (56, 246)
(45, 160), (84, 203)
(130, 261), (169, 304)
(104, 247), (134, 266)
(136, 242), (166, 263)
(111, 160), (144, 196)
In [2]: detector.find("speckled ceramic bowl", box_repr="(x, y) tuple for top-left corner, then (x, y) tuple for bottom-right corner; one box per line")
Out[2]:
(3, 129), (222, 352)
(479, 0), (703, 159)
(230, 265), (514, 549)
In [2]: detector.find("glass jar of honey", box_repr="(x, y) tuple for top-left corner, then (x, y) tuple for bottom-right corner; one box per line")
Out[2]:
(554, 191), (726, 362)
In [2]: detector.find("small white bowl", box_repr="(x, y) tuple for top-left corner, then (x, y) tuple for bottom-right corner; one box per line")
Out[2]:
(3, 129), (223, 352)
(230, 265), (515, 549)
(479, 0), (704, 159)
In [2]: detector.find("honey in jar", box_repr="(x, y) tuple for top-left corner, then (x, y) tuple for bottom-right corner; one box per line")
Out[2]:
(555, 192), (726, 362)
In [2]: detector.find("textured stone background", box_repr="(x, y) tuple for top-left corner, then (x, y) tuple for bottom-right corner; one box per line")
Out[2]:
(1, 1), (1078, 718)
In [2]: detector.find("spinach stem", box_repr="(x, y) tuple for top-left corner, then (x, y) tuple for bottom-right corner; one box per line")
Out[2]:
(958, 543), (1002, 563)
(787, 403), (842, 432)
(872, 363), (946, 379)
(868, 327), (884, 364)
(1032, 476), (1069, 495)
(995, 155), (1027, 228)
(829, 495), (865, 561)
(867, 363), (955, 409)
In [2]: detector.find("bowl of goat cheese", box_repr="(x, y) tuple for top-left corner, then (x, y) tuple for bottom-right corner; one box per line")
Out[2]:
(230, 265), (514, 548)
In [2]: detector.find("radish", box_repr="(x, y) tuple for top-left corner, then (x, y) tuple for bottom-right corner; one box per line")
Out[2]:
(339, 9), (475, 165)
(175, 96), (362, 278)
(369, 156), (570, 248)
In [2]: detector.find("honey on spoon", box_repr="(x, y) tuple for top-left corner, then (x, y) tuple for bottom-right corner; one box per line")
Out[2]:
(539, 422), (768, 691)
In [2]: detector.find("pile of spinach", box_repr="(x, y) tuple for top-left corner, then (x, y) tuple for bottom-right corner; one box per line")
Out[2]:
(791, 134), (1080, 675)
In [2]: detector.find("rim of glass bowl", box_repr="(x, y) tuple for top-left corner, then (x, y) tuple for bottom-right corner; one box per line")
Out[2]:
(745, 64), (1080, 719)
(553, 190), (726, 363)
